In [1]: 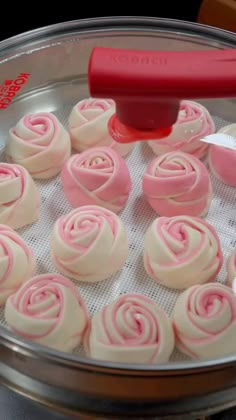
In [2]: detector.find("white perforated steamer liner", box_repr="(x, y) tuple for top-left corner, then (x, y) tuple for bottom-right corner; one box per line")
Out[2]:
(0, 108), (234, 363)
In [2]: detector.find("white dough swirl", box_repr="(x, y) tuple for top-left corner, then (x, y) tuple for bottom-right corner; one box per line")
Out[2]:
(6, 112), (71, 179)
(144, 216), (223, 290)
(87, 293), (175, 364)
(51, 205), (128, 283)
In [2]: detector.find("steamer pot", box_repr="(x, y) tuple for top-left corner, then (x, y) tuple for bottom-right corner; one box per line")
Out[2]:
(0, 16), (235, 420)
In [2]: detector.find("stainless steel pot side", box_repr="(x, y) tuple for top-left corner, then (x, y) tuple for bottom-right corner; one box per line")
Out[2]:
(0, 16), (236, 420)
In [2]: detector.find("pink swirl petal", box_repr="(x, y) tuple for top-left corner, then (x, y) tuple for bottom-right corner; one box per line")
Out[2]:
(6, 112), (71, 179)
(0, 224), (36, 305)
(79, 98), (114, 114)
(208, 124), (236, 187)
(61, 147), (131, 213)
(148, 101), (215, 159)
(209, 146), (236, 187)
(0, 163), (40, 229)
(87, 293), (175, 364)
(227, 252), (236, 287)
(144, 216), (223, 290)
(21, 114), (56, 142)
(51, 205), (128, 283)
(173, 283), (236, 359)
(5, 273), (89, 352)
(68, 98), (134, 157)
(142, 151), (212, 217)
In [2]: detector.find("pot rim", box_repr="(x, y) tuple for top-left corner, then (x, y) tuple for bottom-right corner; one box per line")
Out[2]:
(0, 16), (236, 51)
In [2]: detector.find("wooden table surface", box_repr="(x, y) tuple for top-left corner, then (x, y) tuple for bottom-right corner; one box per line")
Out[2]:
(198, 0), (236, 32)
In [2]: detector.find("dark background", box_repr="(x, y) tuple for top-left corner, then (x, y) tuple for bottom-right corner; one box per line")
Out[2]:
(0, 2), (203, 41)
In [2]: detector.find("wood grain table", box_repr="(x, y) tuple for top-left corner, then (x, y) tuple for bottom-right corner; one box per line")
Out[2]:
(198, 0), (236, 32)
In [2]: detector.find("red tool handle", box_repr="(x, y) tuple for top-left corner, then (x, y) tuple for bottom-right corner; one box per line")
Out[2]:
(89, 47), (236, 131)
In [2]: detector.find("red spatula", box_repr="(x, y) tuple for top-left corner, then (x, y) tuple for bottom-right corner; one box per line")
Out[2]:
(88, 47), (236, 143)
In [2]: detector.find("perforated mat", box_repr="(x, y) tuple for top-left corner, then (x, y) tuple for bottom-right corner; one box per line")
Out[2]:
(0, 106), (235, 363)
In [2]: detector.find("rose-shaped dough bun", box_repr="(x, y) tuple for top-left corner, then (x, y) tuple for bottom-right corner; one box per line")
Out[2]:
(142, 151), (212, 217)
(0, 225), (36, 305)
(144, 216), (223, 290)
(87, 293), (175, 364)
(0, 163), (41, 229)
(51, 205), (128, 283)
(208, 124), (236, 187)
(173, 283), (236, 359)
(5, 273), (88, 352)
(227, 253), (236, 287)
(148, 101), (215, 159)
(68, 98), (134, 156)
(61, 147), (132, 213)
(6, 112), (71, 179)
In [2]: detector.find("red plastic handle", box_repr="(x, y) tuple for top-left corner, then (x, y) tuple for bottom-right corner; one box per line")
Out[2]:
(88, 47), (236, 131)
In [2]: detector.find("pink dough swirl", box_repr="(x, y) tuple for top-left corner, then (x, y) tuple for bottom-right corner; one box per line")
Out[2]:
(61, 147), (132, 213)
(0, 163), (41, 229)
(142, 151), (212, 217)
(51, 205), (128, 283)
(0, 224), (36, 305)
(148, 101), (215, 159)
(227, 253), (236, 287)
(87, 293), (175, 364)
(68, 98), (134, 156)
(208, 124), (236, 187)
(6, 112), (71, 179)
(144, 216), (223, 290)
(173, 283), (236, 359)
(5, 273), (88, 352)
